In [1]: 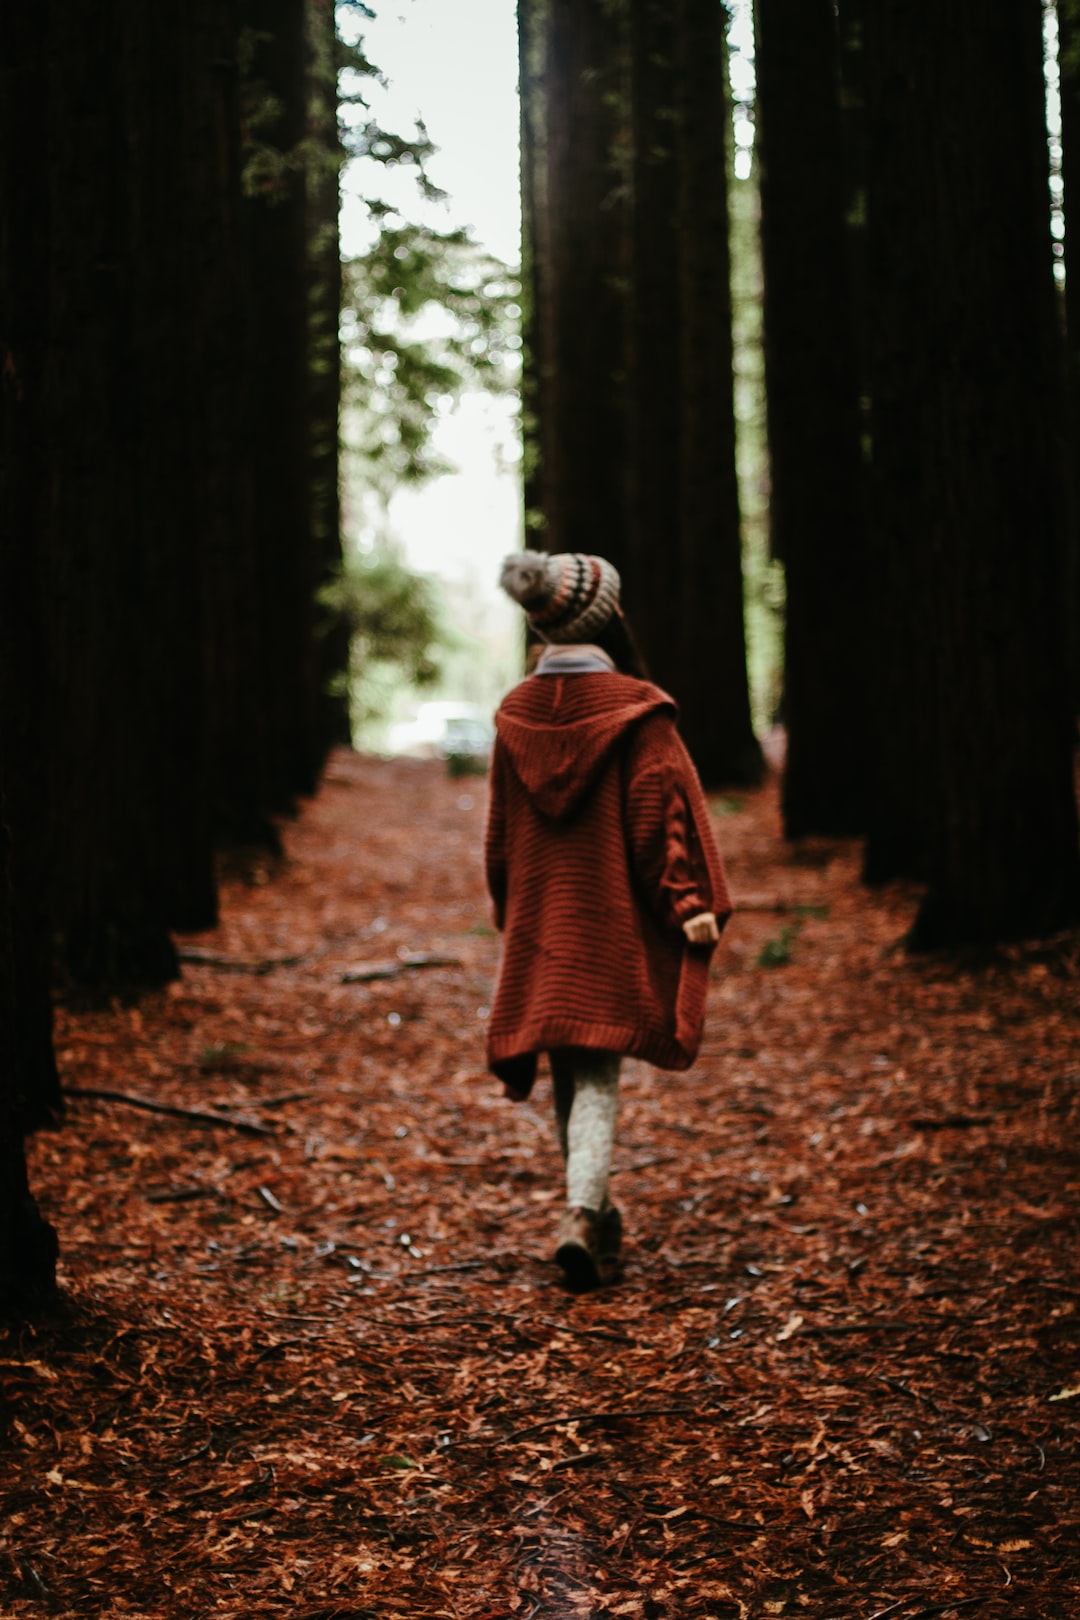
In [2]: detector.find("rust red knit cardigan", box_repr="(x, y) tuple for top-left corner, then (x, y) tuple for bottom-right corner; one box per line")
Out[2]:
(483, 672), (732, 1098)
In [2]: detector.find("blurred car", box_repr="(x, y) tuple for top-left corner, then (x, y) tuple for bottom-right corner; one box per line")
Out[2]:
(439, 713), (495, 761)
(386, 701), (494, 763)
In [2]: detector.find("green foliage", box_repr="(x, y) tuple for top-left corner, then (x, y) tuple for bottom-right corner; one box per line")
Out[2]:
(756, 921), (801, 968)
(446, 751), (489, 779)
(198, 1042), (254, 1073)
(240, 14), (441, 205)
(342, 221), (521, 502)
(324, 547), (444, 682)
(754, 906), (827, 967)
(319, 546), (447, 730)
(300, 9), (522, 739)
(335, 11), (447, 203)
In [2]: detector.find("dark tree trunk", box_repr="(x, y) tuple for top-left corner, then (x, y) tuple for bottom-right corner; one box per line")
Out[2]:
(1059, 0), (1080, 703)
(672, 0), (761, 785)
(859, 2), (935, 884)
(518, 0), (546, 539)
(522, 0), (630, 561)
(755, 0), (869, 834)
(241, 0), (320, 805)
(189, 1), (278, 847)
(0, 1), (62, 1310)
(625, 0), (681, 676)
(43, 0), (179, 984)
(625, 0), (760, 783)
(836, 0), (869, 403)
(864, 0), (1079, 942)
(520, 0), (761, 783)
(307, 0), (352, 758)
(123, 3), (217, 931)
(3, 0), (343, 1017)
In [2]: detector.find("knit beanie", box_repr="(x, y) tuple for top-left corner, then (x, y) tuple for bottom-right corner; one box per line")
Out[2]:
(499, 550), (621, 643)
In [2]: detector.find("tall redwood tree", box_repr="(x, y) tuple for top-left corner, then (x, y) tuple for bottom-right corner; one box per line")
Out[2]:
(863, 0), (1079, 941)
(1058, 0), (1080, 700)
(519, 0), (761, 783)
(0, 0), (61, 1309)
(755, 0), (869, 835)
(518, 0), (630, 562)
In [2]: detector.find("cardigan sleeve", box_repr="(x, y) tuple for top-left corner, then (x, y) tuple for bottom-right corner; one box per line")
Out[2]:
(484, 740), (508, 931)
(624, 715), (715, 932)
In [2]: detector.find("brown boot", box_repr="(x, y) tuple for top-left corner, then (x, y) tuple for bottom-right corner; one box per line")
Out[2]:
(555, 1206), (602, 1289)
(597, 1203), (623, 1269)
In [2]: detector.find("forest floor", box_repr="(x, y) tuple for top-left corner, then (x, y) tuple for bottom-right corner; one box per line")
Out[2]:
(3, 750), (1079, 1620)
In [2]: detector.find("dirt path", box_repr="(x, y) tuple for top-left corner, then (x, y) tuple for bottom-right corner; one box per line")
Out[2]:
(4, 752), (1079, 1618)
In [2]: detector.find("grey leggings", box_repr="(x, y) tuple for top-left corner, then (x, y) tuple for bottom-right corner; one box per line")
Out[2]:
(549, 1049), (621, 1212)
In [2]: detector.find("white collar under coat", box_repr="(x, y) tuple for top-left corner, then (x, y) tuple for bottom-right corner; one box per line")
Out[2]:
(534, 643), (616, 675)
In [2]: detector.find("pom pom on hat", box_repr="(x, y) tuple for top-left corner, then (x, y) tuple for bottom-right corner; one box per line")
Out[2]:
(499, 551), (552, 607)
(498, 549), (621, 642)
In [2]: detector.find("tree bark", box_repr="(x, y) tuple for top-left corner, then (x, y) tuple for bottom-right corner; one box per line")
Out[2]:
(522, 0), (630, 561)
(0, 0), (62, 1310)
(307, 0), (352, 759)
(625, 0), (681, 671)
(189, 1), (278, 847)
(518, 0), (546, 540)
(755, 0), (869, 834)
(3, 1), (344, 1012)
(241, 0), (320, 805)
(520, 0), (761, 783)
(123, 2), (218, 932)
(1058, 0), (1080, 703)
(672, 0), (761, 785)
(864, 0), (1080, 942)
(42, 0), (180, 983)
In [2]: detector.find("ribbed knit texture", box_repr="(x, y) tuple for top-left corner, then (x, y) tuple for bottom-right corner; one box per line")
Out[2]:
(484, 672), (732, 1097)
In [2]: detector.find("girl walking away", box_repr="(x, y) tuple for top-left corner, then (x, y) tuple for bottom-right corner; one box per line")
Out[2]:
(484, 551), (732, 1288)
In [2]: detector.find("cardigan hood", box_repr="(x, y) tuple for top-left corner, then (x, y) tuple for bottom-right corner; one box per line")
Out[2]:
(495, 673), (675, 820)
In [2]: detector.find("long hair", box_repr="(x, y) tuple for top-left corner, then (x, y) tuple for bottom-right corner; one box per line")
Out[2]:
(525, 607), (649, 679)
(595, 609), (649, 680)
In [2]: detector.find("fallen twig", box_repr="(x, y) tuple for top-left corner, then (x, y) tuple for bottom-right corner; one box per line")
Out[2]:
(62, 1086), (272, 1136)
(908, 1114), (993, 1130)
(734, 899), (826, 915)
(259, 1310), (336, 1323)
(177, 946), (304, 974)
(15, 1557), (51, 1601)
(173, 1442), (212, 1467)
(612, 1153), (678, 1175)
(549, 1451), (603, 1471)
(252, 1335), (323, 1365)
(341, 950), (462, 984)
(348, 1308), (522, 1331)
(805, 1319), (911, 1336)
(876, 1374), (941, 1413)
(401, 1260), (487, 1279)
(643, 1506), (762, 1536)
(499, 1403), (702, 1445)
(145, 1186), (221, 1205)
(910, 1596), (998, 1619)
(534, 1317), (636, 1346)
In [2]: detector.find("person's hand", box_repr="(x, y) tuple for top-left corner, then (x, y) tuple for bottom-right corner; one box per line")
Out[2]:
(682, 911), (720, 945)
